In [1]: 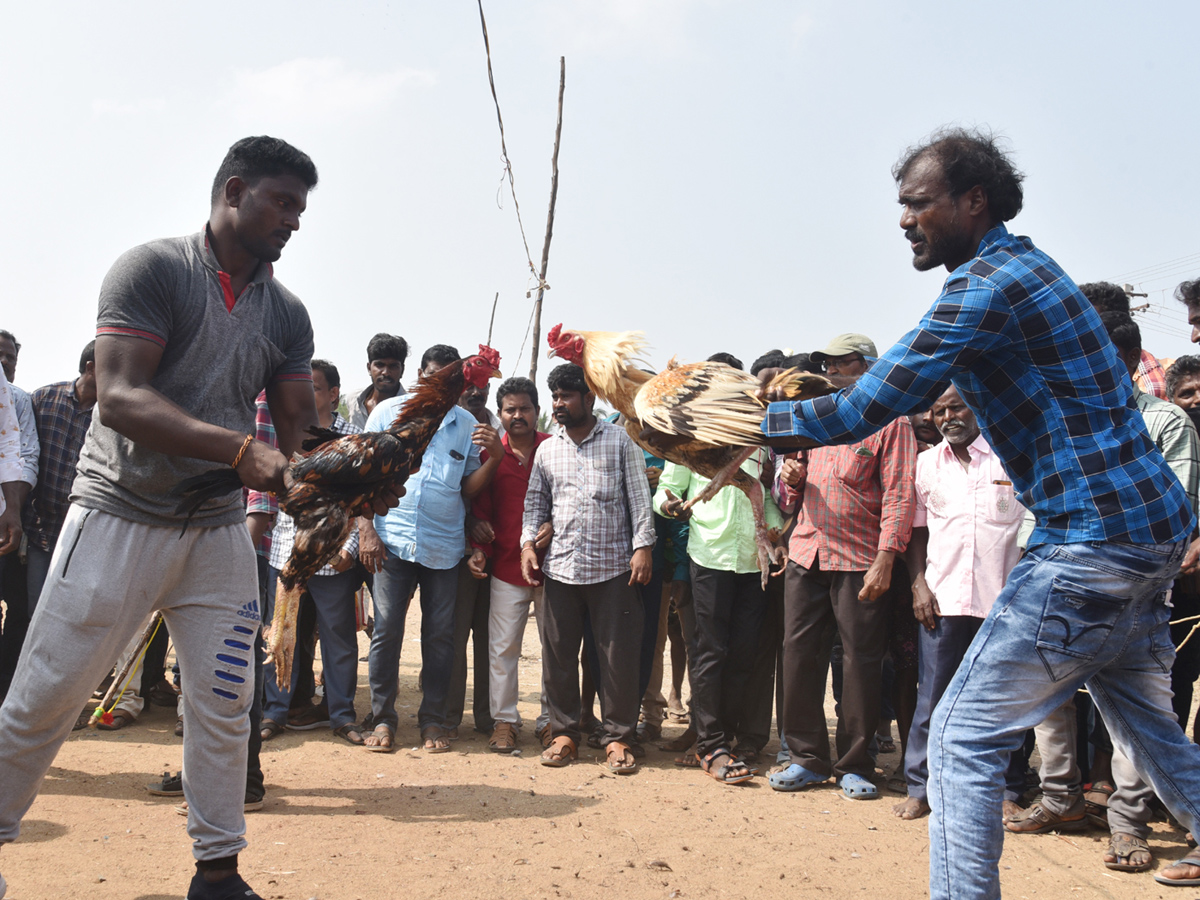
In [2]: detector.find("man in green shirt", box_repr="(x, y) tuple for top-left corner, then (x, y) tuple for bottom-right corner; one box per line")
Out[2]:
(656, 439), (784, 785)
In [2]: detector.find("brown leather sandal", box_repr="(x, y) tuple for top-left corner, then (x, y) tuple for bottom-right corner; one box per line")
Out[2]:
(540, 735), (576, 767)
(605, 741), (638, 774)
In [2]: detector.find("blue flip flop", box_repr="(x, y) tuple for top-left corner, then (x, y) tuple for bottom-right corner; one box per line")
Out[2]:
(840, 773), (880, 799)
(768, 763), (827, 792)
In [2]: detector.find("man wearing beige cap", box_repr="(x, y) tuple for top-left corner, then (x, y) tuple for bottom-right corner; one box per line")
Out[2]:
(810, 334), (879, 371)
(769, 332), (917, 800)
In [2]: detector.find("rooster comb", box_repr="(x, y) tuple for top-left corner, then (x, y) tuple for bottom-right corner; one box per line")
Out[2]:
(475, 344), (501, 367)
(547, 324), (563, 344)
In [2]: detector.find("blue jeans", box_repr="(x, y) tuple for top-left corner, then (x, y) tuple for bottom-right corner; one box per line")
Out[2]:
(905, 615), (1028, 803)
(368, 555), (458, 731)
(263, 566), (362, 729)
(928, 539), (1195, 900)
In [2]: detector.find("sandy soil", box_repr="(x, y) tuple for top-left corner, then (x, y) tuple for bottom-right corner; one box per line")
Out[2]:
(1, 601), (1194, 900)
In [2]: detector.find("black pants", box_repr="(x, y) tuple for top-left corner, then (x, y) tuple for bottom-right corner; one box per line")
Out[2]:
(740, 570), (784, 750)
(781, 558), (891, 780)
(1171, 584), (1200, 736)
(542, 575), (643, 747)
(687, 562), (768, 758)
(447, 559), (493, 732)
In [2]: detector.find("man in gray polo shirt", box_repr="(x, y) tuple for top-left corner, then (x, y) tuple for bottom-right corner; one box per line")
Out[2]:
(0, 136), (396, 900)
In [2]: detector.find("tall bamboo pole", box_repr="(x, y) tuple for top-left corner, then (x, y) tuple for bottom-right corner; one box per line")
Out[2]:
(529, 56), (565, 383)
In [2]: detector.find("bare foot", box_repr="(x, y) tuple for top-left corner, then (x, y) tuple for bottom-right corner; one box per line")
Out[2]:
(892, 796), (930, 820)
(1001, 800), (1024, 821)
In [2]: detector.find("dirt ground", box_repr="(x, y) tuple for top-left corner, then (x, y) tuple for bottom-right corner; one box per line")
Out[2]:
(2, 600), (1196, 900)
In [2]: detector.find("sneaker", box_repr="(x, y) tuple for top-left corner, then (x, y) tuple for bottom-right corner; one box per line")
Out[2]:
(286, 701), (330, 731)
(147, 771), (184, 797)
(186, 870), (262, 899)
(1, 870), (7, 899)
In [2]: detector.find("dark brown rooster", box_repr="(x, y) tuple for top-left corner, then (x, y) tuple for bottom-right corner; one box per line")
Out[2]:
(546, 325), (833, 586)
(175, 346), (502, 686)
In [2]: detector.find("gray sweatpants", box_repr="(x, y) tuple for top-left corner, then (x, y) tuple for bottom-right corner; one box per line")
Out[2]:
(0, 505), (258, 862)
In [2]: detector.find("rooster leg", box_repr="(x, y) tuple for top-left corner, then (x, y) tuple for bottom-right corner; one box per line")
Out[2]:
(265, 580), (304, 690)
(741, 477), (787, 589)
(681, 446), (758, 510)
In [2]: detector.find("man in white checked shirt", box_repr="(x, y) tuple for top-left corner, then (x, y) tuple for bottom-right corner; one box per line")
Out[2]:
(521, 363), (656, 773)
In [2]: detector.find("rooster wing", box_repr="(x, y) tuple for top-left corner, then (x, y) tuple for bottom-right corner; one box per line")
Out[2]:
(634, 362), (835, 447)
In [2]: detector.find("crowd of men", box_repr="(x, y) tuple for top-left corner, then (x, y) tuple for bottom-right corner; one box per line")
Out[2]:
(1, 130), (1200, 900)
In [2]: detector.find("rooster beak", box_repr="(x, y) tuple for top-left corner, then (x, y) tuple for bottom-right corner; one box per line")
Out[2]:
(546, 347), (557, 359)
(491, 368), (503, 380)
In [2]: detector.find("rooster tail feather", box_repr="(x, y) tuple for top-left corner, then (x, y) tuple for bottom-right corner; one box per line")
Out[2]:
(171, 468), (245, 535)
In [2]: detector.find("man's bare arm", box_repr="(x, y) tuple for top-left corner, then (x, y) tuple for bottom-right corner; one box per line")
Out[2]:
(97, 334), (288, 492)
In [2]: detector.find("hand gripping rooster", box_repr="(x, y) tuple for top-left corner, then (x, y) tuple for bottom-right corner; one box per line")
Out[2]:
(176, 346), (502, 687)
(546, 325), (834, 586)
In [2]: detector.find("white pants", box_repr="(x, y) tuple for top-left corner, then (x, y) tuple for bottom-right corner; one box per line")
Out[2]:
(488, 578), (542, 726)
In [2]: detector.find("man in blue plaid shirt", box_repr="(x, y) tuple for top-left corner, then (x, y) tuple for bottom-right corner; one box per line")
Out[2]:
(761, 128), (1200, 897)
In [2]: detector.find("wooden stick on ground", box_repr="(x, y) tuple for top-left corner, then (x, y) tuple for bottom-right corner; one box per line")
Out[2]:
(529, 56), (566, 384)
(89, 612), (162, 727)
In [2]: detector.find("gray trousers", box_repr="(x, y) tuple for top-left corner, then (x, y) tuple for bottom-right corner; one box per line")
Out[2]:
(0, 505), (258, 862)
(1109, 746), (1155, 838)
(1031, 697), (1086, 816)
(541, 574), (643, 747)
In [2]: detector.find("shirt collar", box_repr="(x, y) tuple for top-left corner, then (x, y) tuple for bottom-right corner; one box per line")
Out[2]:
(198, 225), (274, 285)
(937, 432), (991, 465)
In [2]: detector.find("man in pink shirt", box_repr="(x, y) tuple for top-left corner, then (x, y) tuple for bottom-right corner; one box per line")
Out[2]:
(893, 385), (1024, 820)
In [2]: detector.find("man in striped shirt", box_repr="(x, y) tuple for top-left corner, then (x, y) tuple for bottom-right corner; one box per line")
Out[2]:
(521, 364), (655, 773)
(768, 333), (917, 800)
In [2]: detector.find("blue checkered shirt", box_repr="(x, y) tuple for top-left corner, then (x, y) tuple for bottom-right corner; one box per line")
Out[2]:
(764, 225), (1195, 549)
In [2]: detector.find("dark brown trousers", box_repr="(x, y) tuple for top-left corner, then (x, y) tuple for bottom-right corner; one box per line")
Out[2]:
(781, 558), (892, 779)
(541, 575), (644, 747)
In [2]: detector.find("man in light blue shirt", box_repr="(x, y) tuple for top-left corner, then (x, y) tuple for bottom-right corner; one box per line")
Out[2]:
(358, 344), (501, 753)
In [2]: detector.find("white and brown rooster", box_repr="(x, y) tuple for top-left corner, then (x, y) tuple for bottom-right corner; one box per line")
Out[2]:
(546, 324), (834, 585)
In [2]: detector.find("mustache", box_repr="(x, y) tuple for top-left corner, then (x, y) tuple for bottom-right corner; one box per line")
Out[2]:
(905, 228), (924, 243)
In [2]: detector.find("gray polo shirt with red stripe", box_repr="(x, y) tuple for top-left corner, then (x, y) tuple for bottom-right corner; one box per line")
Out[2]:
(73, 227), (313, 527)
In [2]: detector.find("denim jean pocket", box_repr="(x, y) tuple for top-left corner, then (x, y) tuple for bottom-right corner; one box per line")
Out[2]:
(1035, 576), (1127, 682)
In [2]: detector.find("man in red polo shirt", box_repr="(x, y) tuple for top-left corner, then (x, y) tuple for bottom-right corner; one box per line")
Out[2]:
(467, 377), (552, 752)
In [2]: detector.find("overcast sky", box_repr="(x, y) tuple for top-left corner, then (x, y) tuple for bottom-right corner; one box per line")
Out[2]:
(3, 1), (1198, 397)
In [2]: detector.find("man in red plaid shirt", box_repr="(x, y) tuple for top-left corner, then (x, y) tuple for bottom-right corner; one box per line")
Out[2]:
(767, 333), (917, 800)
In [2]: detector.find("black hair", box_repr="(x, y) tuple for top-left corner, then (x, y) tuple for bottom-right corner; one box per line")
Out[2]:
(311, 358), (340, 389)
(79, 340), (96, 375)
(750, 350), (786, 376)
(1168, 356), (1200, 400)
(366, 333), (409, 366)
(707, 352), (743, 371)
(1176, 279), (1200, 308)
(0, 330), (19, 354)
(496, 376), (538, 410)
(1079, 282), (1130, 314)
(420, 344), (460, 371)
(547, 363), (590, 396)
(1097, 311), (1141, 356)
(783, 352), (823, 374)
(211, 136), (318, 205)
(893, 127), (1024, 223)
